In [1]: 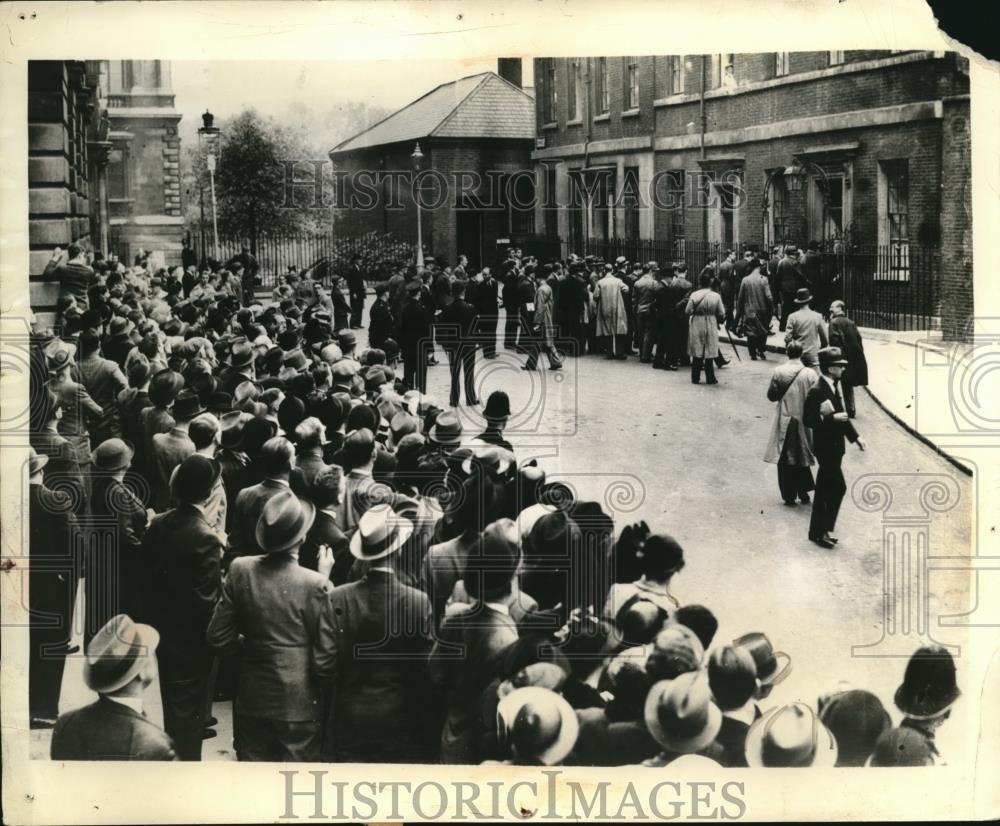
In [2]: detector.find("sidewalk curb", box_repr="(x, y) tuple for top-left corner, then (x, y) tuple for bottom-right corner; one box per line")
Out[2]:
(726, 331), (974, 478)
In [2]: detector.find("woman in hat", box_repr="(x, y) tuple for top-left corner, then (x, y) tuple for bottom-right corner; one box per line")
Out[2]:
(87, 439), (150, 638)
(322, 506), (436, 762)
(207, 490), (337, 762)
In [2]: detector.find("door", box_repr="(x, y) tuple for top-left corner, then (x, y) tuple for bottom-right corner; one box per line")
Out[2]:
(808, 174), (847, 245)
(456, 210), (483, 271)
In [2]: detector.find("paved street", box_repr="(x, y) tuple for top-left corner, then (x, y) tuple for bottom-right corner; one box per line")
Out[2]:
(33, 306), (974, 764)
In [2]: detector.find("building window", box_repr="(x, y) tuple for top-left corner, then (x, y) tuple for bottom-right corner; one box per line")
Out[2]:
(623, 166), (641, 241)
(829, 50), (845, 66)
(107, 142), (131, 201)
(707, 54), (722, 90)
(595, 57), (609, 115)
(721, 53), (736, 87)
(587, 168), (615, 240)
(665, 170), (686, 253)
(667, 55), (683, 95)
(766, 171), (789, 246)
(543, 59), (557, 124)
(567, 59), (581, 121)
(544, 166), (558, 237)
(625, 56), (640, 110)
(775, 52), (790, 77)
(878, 159), (910, 279)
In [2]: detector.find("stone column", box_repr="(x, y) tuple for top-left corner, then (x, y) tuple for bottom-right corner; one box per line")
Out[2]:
(88, 140), (113, 256)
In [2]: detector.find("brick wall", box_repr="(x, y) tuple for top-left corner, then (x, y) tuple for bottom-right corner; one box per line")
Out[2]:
(939, 96), (972, 341)
(28, 61), (100, 315)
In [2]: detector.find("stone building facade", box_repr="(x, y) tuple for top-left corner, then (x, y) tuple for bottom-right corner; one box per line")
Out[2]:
(28, 60), (182, 321)
(531, 51), (972, 337)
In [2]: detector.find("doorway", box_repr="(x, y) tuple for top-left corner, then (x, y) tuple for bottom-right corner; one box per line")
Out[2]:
(456, 210), (483, 270)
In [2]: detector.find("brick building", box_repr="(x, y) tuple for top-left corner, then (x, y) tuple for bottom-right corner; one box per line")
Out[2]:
(531, 51), (972, 336)
(330, 65), (535, 270)
(28, 60), (183, 322)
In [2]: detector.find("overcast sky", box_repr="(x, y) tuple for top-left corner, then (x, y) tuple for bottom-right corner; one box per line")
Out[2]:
(172, 59), (533, 146)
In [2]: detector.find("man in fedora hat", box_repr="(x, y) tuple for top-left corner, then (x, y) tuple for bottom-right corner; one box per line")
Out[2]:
(494, 686), (580, 766)
(87, 439), (150, 642)
(784, 287), (828, 368)
(337, 428), (387, 536)
(217, 340), (256, 396)
(776, 245), (804, 331)
(143, 454), (224, 760)
(804, 346), (866, 548)
(216, 411), (250, 532)
(227, 436), (297, 562)
(322, 506), (436, 762)
(429, 517), (523, 763)
(893, 644), (960, 760)
(642, 671), (723, 766)
(208, 490), (338, 761)
(744, 702), (838, 767)
(427, 409), (464, 454)
(50, 614), (177, 760)
(707, 645), (761, 767)
(149, 388), (203, 511)
(28, 447), (79, 729)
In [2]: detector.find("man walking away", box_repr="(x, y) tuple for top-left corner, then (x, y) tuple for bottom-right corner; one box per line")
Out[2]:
(784, 288), (828, 368)
(685, 272), (726, 385)
(632, 263), (659, 364)
(734, 257), (774, 360)
(803, 347), (866, 549)
(827, 301), (868, 418)
(436, 279), (480, 407)
(776, 246), (802, 331)
(764, 342), (818, 506)
(524, 269), (563, 372)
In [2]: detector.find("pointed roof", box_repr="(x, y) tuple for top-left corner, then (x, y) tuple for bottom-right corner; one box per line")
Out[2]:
(330, 72), (535, 154)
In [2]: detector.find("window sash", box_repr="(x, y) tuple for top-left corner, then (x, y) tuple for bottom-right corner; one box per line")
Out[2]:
(596, 58), (609, 113)
(669, 56), (683, 94)
(567, 60), (579, 120)
(544, 60), (557, 123)
(626, 57), (640, 109)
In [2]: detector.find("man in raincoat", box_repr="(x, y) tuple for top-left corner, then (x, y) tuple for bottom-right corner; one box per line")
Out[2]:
(595, 265), (629, 360)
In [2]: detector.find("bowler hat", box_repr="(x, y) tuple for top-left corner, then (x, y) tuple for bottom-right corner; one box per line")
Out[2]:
(484, 390), (512, 419)
(83, 614), (159, 695)
(349, 505), (413, 561)
(893, 645), (960, 719)
(108, 316), (134, 337)
(428, 410), (464, 447)
(644, 671), (722, 754)
(91, 438), (134, 472)
(793, 287), (813, 304)
(172, 389), (205, 420)
(169, 454), (221, 504)
(817, 346), (850, 370)
(497, 686), (579, 766)
(255, 490), (316, 554)
(733, 631), (791, 687)
(208, 391), (234, 413)
(818, 688), (892, 766)
(148, 369), (185, 407)
(745, 703), (838, 767)
(867, 726), (935, 767)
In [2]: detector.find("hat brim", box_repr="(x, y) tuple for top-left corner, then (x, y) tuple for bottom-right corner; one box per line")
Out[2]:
(349, 521), (413, 562)
(643, 680), (723, 753)
(497, 686), (580, 766)
(256, 498), (317, 554)
(794, 296), (813, 304)
(743, 706), (839, 767)
(83, 623), (159, 694)
(429, 427), (463, 446)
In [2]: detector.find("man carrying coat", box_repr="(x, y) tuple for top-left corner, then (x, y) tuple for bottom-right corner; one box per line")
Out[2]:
(803, 347), (867, 549)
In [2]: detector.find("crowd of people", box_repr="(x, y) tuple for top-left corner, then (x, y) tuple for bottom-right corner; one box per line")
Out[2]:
(26, 238), (950, 769)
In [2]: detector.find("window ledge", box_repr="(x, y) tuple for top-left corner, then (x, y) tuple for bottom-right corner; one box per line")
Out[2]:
(621, 108), (641, 118)
(566, 118), (582, 127)
(542, 121), (559, 131)
(593, 113), (610, 123)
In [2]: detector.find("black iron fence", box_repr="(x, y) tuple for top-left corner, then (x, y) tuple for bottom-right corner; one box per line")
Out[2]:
(578, 237), (941, 331)
(189, 231), (417, 289)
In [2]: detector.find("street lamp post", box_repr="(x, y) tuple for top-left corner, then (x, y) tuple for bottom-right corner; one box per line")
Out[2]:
(197, 109), (220, 265)
(412, 142), (424, 270)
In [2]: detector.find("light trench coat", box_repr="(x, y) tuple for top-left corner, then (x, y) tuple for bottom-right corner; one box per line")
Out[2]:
(595, 274), (629, 336)
(685, 288), (726, 359)
(764, 359), (818, 466)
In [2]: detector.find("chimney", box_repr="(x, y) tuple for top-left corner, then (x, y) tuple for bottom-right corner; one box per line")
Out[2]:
(497, 58), (523, 89)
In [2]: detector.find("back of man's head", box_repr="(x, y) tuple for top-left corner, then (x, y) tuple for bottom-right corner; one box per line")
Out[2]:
(261, 436), (295, 476)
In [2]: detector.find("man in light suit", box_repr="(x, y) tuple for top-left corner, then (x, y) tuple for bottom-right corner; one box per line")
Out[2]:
(51, 614), (178, 761)
(226, 436), (296, 565)
(803, 347), (866, 549)
(143, 455), (224, 760)
(784, 288), (828, 368)
(208, 490), (338, 761)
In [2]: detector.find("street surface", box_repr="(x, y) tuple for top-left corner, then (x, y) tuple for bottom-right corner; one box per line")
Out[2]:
(33, 303), (974, 764)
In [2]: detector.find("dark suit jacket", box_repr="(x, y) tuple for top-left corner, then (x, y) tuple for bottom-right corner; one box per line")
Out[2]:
(804, 376), (859, 462)
(51, 697), (178, 761)
(207, 552), (336, 722)
(399, 300), (432, 360)
(143, 503), (223, 666)
(149, 428), (195, 511)
(291, 448), (334, 494)
(226, 477), (289, 562)
(89, 476), (149, 622)
(300, 509), (351, 584)
(324, 570), (435, 761)
(436, 298), (479, 351)
(828, 315), (868, 386)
